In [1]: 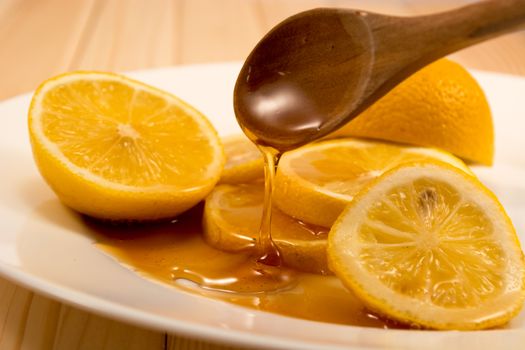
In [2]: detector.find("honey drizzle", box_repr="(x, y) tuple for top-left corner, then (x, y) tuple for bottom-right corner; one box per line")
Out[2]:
(255, 145), (282, 266)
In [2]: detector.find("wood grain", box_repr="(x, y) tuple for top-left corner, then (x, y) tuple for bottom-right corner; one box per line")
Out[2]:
(0, 1), (524, 349)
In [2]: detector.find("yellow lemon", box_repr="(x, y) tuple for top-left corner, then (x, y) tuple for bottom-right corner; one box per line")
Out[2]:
(219, 134), (263, 184)
(203, 182), (330, 274)
(331, 59), (494, 165)
(328, 162), (525, 329)
(274, 138), (471, 227)
(28, 72), (224, 221)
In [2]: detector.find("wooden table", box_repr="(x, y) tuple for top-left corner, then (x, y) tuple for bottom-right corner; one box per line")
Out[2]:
(0, 1), (524, 349)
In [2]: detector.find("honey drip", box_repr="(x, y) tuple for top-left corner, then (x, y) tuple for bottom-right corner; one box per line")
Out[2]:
(255, 145), (282, 266)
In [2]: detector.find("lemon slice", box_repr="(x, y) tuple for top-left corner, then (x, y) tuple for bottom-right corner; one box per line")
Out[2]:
(219, 134), (263, 184)
(274, 138), (472, 227)
(28, 72), (224, 221)
(328, 162), (525, 329)
(203, 182), (330, 274)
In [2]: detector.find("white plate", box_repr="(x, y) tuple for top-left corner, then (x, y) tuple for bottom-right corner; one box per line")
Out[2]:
(1, 63), (524, 350)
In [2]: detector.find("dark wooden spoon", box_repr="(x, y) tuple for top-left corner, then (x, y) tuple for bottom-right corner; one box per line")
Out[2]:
(234, 0), (525, 151)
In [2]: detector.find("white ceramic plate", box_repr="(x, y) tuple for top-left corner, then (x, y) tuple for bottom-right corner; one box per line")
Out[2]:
(0, 63), (524, 350)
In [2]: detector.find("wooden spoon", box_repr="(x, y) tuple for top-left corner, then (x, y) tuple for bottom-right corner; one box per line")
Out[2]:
(234, 0), (525, 151)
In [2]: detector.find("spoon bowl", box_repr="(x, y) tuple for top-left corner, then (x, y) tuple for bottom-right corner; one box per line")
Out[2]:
(234, 9), (375, 150)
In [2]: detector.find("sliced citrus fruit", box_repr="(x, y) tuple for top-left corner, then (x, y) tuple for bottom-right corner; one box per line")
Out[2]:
(219, 134), (263, 184)
(328, 162), (525, 330)
(203, 182), (330, 274)
(274, 138), (471, 227)
(28, 72), (224, 221)
(330, 59), (494, 165)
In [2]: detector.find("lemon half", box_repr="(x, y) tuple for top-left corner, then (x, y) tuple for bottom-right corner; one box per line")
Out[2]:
(29, 72), (224, 221)
(331, 59), (494, 165)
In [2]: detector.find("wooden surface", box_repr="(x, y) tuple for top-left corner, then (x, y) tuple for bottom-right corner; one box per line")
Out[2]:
(0, 0), (524, 349)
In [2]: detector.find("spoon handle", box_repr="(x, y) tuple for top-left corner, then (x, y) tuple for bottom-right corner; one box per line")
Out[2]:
(366, 0), (525, 96)
(404, 0), (525, 57)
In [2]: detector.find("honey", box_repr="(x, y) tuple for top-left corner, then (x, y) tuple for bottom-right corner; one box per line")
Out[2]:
(253, 145), (282, 267)
(91, 206), (398, 328)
